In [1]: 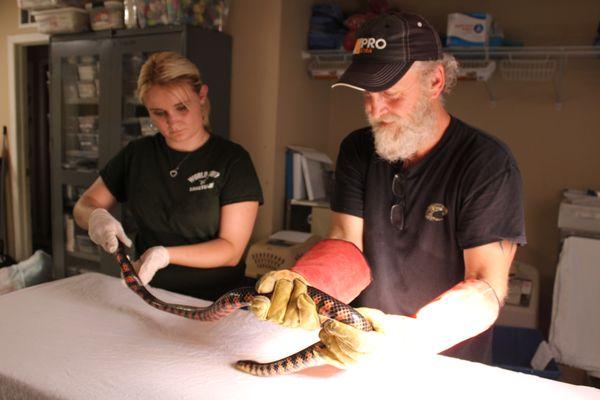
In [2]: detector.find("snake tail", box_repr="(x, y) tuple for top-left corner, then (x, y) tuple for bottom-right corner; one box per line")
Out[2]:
(235, 342), (327, 376)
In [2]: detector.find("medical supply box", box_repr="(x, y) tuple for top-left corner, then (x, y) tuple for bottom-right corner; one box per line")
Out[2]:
(446, 13), (492, 46)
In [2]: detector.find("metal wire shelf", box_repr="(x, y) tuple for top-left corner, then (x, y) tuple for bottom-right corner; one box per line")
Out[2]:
(499, 58), (557, 82)
(302, 46), (600, 108)
(458, 60), (496, 81)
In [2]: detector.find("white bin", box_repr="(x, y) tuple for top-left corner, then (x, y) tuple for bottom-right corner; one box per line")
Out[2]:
(18, 0), (84, 11)
(32, 7), (89, 34)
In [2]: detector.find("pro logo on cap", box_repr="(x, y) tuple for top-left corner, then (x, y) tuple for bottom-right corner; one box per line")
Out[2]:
(353, 37), (387, 54)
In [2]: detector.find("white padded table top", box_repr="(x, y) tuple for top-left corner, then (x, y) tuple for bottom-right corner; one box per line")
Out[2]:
(0, 273), (598, 400)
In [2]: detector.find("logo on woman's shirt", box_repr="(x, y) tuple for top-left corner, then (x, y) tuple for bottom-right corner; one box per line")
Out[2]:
(188, 170), (220, 192)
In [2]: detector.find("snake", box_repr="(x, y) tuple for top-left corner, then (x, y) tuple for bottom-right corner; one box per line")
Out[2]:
(115, 242), (373, 376)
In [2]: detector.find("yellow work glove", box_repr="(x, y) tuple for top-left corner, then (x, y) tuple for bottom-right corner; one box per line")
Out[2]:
(317, 306), (430, 370)
(315, 307), (389, 369)
(250, 270), (320, 330)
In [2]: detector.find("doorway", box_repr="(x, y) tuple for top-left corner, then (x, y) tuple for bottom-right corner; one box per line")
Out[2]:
(26, 44), (51, 254)
(7, 33), (49, 261)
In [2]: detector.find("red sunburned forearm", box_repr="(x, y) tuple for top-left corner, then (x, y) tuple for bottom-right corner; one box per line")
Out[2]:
(291, 239), (372, 303)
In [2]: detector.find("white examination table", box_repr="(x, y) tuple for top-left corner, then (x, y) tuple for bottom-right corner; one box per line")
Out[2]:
(0, 273), (598, 400)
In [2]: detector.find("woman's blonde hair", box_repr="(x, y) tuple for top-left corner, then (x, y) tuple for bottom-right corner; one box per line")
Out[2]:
(137, 51), (210, 127)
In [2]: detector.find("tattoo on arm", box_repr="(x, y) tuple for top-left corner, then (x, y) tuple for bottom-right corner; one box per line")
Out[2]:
(498, 241), (516, 255)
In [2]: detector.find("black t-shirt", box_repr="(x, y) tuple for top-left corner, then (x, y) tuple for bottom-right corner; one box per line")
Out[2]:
(332, 116), (526, 363)
(100, 134), (263, 300)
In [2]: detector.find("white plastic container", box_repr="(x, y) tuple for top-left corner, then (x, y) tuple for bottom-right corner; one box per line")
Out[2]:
(77, 64), (97, 81)
(63, 82), (79, 101)
(32, 7), (89, 34)
(88, 1), (124, 31)
(77, 133), (99, 152)
(18, 0), (84, 11)
(77, 115), (98, 132)
(77, 81), (97, 99)
(558, 202), (600, 235)
(138, 117), (156, 136)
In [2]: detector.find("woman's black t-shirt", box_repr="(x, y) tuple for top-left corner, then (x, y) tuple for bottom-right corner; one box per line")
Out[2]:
(100, 134), (263, 300)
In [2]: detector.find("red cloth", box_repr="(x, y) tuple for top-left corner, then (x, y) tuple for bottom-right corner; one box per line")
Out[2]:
(291, 239), (372, 303)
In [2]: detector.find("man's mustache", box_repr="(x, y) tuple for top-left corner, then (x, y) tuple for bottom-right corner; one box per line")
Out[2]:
(369, 114), (403, 127)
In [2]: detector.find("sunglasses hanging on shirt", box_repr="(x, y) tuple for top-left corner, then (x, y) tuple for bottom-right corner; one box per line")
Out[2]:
(390, 172), (406, 231)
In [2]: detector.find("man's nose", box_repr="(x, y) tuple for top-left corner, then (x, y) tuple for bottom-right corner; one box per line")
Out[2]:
(367, 94), (388, 120)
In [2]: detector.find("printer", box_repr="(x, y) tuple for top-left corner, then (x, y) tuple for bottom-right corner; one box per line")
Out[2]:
(557, 189), (600, 240)
(245, 231), (321, 279)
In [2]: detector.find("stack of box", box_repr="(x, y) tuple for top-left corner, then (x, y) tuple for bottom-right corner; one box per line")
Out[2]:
(18, 0), (89, 34)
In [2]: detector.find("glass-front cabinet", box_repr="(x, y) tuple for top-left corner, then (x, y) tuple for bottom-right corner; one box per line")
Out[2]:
(51, 39), (107, 277)
(50, 27), (232, 279)
(62, 54), (100, 172)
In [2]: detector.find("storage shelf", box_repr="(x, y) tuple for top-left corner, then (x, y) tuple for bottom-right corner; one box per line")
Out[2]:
(66, 250), (100, 262)
(65, 97), (99, 105)
(302, 45), (600, 107)
(303, 45), (600, 67)
(123, 117), (141, 124)
(446, 45), (600, 58)
(124, 96), (142, 105)
(65, 264), (100, 277)
(60, 169), (97, 185)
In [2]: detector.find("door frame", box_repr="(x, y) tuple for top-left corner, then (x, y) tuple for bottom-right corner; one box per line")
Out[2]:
(7, 33), (49, 261)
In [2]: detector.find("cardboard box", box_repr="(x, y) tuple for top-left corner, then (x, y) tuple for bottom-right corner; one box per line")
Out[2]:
(446, 13), (492, 46)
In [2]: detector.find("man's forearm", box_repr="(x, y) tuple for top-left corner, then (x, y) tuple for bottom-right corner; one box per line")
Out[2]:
(413, 279), (500, 354)
(73, 197), (101, 229)
(291, 239), (371, 303)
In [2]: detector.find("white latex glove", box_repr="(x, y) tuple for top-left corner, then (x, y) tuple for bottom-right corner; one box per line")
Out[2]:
(88, 208), (132, 253)
(133, 246), (170, 285)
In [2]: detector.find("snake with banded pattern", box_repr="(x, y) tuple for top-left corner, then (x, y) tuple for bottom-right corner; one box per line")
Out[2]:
(115, 242), (373, 376)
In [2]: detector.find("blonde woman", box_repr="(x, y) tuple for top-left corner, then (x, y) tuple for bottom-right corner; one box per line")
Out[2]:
(74, 52), (263, 300)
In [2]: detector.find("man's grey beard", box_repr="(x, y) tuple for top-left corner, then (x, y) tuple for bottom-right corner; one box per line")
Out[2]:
(367, 95), (436, 163)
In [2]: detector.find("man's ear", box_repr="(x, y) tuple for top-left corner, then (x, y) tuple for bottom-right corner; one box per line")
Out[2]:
(429, 64), (446, 99)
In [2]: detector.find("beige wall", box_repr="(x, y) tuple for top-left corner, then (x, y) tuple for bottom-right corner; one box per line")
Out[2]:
(0, 3), (36, 142)
(326, 0), (600, 333)
(228, 0), (331, 236)
(227, 0), (283, 240)
(336, 0), (600, 44)
(0, 2), (37, 258)
(273, 1), (331, 230)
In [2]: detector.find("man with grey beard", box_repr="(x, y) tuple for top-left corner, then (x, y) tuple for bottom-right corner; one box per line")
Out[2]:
(250, 12), (526, 367)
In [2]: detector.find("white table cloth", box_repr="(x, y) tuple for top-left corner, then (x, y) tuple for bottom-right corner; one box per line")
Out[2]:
(1, 273), (598, 400)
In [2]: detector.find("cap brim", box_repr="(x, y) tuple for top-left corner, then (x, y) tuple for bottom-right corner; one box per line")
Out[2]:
(331, 61), (413, 92)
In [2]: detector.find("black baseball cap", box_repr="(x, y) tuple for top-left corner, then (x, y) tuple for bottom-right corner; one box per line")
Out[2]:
(332, 12), (442, 92)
